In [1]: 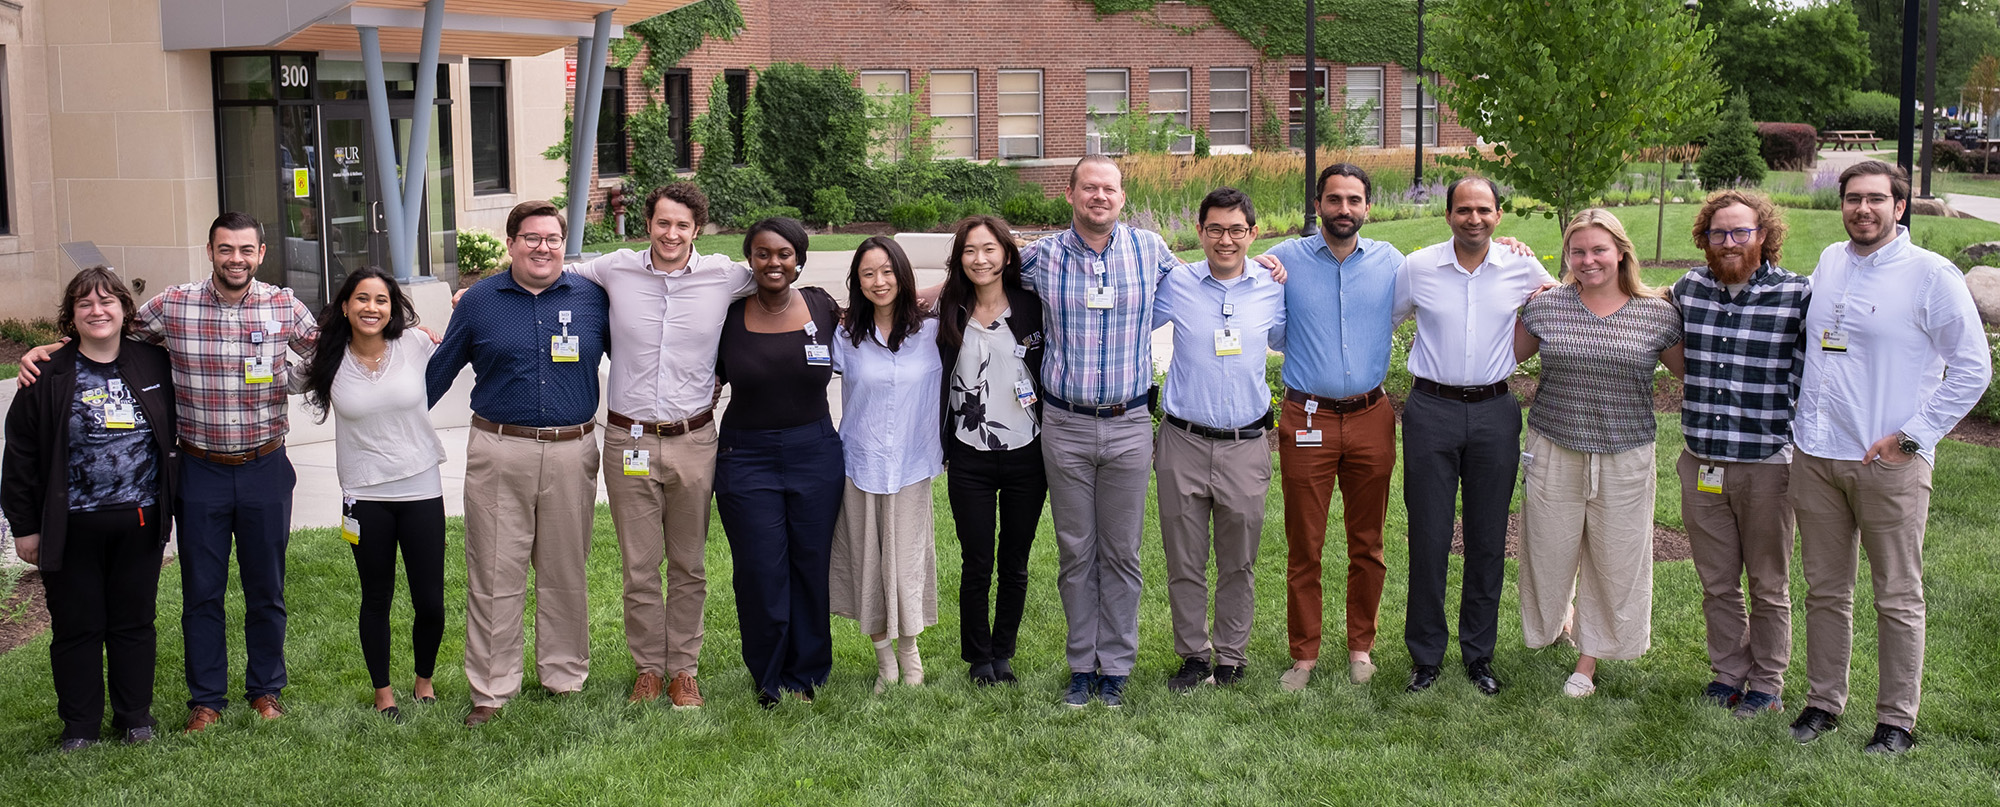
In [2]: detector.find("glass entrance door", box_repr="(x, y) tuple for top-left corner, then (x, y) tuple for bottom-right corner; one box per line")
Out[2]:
(319, 102), (428, 298)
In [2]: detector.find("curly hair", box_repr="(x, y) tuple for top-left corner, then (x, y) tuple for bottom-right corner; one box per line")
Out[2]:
(1690, 189), (1786, 266)
(57, 266), (137, 339)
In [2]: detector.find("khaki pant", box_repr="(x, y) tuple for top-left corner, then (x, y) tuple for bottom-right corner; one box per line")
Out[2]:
(604, 422), (718, 678)
(462, 425), (600, 708)
(1677, 450), (1795, 694)
(1791, 451), (1932, 729)
(1517, 430), (1655, 661)
(1154, 421), (1272, 667)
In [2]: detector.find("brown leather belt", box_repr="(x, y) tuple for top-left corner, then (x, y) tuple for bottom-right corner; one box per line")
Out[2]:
(471, 414), (595, 442)
(179, 437), (285, 466)
(1413, 377), (1512, 404)
(1284, 386), (1384, 415)
(608, 409), (714, 437)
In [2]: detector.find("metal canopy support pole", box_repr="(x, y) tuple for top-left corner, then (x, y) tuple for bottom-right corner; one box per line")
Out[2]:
(1301, 0), (1318, 237)
(395, 0), (445, 277)
(565, 11), (614, 258)
(358, 27), (409, 279)
(1897, 0), (1920, 226)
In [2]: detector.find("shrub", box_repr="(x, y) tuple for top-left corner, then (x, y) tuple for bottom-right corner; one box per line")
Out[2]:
(732, 204), (803, 230)
(456, 228), (505, 276)
(812, 187), (856, 229)
(698, 164), (786, 229)
(1698, 94), (1768, 189)
(752, 63), (871, 212)
(1040, 196), (1074, 227)
(1002, 193), (1049, 225)
(582, 219), (621, 247)
(886, 198), (941, 232)
(626, 101), (680, 197)
(1822, 91), (1903, 139)
(1933, 140), (1969, 173)
(1977, 336), (2000, 424)
(1194, 128), (1211, 158)
(1755, 122), (1819, 171)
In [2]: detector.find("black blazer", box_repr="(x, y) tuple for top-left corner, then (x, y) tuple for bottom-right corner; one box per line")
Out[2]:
(935, 284), (1047, 447)
(2, 340), (179, 572)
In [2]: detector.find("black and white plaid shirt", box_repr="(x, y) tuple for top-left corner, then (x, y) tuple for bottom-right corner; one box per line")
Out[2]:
(1672, 262), (1812, 463)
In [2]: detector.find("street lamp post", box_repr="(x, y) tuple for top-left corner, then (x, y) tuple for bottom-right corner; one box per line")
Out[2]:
(1659, 0), (1701, 262)
(1302, 0), (1319, 237)
(1413, 0), (1425, 190)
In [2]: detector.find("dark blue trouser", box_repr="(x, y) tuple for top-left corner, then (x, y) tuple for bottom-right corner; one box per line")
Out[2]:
(178, 448), (295, 711)
(1402, 389), (1521, 668)
(714, 418), (844, 699)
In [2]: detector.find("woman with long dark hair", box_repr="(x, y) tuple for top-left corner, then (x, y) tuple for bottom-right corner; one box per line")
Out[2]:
(829, 237), (943, 692)
(934, 215), (1048, 686)
(3, 267), (177, 750)
(714, 217), (846, 707)
(300, 266), (448, 720)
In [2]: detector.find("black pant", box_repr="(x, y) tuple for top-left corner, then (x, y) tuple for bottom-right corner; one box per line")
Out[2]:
(349, 497), (447, 690)
(946, 439), (1048, 665)
(1402, 389), (1521, 667)
(714, 418), (845, 698)
(43, 505), (163, 740)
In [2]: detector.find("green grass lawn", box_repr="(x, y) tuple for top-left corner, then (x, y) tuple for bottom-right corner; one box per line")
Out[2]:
(2, 418), (1997, 804)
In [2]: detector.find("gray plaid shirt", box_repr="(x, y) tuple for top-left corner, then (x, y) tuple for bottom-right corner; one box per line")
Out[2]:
(1672, 262), (1812, 463)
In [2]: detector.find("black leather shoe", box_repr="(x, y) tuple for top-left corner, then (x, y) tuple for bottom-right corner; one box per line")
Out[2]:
(1407, 664), (1442, 693)
(969, 662), (997, 687)
(992, 658), (1018, 685)
(1863, 723), (1917, 755)
(1789, 706), (1840, 744)
(1464, 658), (1501, 696)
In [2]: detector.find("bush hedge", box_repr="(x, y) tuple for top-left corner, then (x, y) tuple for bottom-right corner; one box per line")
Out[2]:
(1755, 122), (1818, 171)
(1822, 91), (1903, 139)
(733, 204), (803, 230)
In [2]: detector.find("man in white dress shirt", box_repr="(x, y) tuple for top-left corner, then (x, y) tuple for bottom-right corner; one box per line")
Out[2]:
(1786, 162), (1991, 755)
(1391, 177), (1553, 696)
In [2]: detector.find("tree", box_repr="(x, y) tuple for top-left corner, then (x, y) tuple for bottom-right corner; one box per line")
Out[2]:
(1852, 0), (2000, 96)
(1698, 93), (1769, 189)
(1701, 0), (1870, 124)
(1428, 0), (1723, 224)
(749, 63), (871, 214)
(1964, 52), (2000, 122)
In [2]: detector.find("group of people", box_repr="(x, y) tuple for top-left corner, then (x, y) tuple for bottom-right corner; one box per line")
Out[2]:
(2, 157), (1986, 758)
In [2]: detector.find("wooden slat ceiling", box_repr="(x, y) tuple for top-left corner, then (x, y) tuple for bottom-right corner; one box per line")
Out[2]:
(351, 0), (693, 26)
(259, 0), (700, 57)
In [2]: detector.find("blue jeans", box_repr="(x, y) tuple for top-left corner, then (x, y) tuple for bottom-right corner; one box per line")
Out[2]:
(177, 448), (295, 711)
(714, 418), (844, 698)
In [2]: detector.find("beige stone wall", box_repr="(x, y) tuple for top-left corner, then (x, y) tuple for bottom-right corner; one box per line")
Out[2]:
(455, 50), (571, 240)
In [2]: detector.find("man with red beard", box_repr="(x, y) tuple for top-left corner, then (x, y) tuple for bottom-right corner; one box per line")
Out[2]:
(1668, 190), (1810, 721)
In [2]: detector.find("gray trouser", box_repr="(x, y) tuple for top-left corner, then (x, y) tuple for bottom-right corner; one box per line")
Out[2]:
(1677, 449), (1794, 695)
(1041, 406), (1153, 676)
(1154, 420), (1272, 667)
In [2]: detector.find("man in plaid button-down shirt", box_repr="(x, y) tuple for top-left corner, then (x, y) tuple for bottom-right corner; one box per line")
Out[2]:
(1668, 190), (1809, 721)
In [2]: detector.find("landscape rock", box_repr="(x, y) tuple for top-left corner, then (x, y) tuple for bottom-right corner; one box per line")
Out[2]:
(1965, 265), (2000, 328)
(1965, 241), (2000, 266)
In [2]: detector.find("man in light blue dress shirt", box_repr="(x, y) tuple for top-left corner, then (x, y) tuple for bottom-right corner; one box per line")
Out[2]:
(1151, 187), (1287, 693)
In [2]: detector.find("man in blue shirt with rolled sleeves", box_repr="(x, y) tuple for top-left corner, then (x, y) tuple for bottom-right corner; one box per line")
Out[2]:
(1152, 187), (1286, 693)
(425, 200), (610, 727)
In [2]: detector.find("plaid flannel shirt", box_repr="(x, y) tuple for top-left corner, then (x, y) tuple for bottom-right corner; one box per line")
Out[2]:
(135, 279), (318, 453)
(1020, 223), (1178, 406)
(1672, 262), (1811, 463)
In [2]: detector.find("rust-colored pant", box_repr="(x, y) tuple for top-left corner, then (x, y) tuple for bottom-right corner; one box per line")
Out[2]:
(1278, 393), (1396, 660)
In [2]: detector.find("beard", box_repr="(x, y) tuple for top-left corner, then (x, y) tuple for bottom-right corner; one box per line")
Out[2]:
(1322, 215), (1363, 240)
(1704, 249), (1756, 285)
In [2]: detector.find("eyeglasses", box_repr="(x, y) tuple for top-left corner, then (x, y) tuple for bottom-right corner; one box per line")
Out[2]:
(1842, 193), (1894, 207)
(1202, 226), (1253, 240)
(1703, 227), (1761, 246)
(514, 234), (562, 248)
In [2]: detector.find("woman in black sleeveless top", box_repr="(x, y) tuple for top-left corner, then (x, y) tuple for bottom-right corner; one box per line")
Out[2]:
(714, 217), (845, 707)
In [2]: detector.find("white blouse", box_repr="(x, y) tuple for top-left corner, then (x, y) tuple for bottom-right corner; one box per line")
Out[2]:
(833, 318), (945, 495)
(950, 311), (1039, 451)
(330, 330), (448, 500)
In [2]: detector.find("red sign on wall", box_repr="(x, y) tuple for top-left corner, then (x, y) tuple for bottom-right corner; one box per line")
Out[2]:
(565, 58), (577, 91)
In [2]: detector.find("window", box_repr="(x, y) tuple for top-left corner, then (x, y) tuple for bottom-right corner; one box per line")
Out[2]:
(1084, 69), (1128, 155)
(468, 59), (509, 194)
(1287, 67), (1327, 147)
(1401, 71), (1438, 147)
(725, 70), (749, 166)
(663, 69), (692, 171)
(597, 67), (627, 176)
(929, 70), (978, 159)
(1343, 66), (1384, 146)
(997, 69), (1042, 158)
(1148, 68), (1193, 154)
(860, 70), (911, 162)
(1208, 68), (1251, 150)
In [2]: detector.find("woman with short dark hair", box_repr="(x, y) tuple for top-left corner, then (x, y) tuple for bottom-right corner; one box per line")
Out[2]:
(3, 267), (177, 750)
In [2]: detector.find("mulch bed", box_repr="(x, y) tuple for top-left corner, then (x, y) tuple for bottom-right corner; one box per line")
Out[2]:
(0, 337), (31, 367)
(0, 572), (50, 656)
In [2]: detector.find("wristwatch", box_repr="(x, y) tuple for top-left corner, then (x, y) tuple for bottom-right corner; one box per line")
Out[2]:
(1896, 432), (1921, 456)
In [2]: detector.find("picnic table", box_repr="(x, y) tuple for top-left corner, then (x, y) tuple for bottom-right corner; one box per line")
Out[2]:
(1818, 129), (1881, 151)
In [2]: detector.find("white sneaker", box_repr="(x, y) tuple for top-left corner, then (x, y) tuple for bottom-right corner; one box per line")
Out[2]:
(1562, 672), (1596, 698)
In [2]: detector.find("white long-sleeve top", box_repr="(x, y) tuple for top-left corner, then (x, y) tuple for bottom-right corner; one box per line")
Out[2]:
(832, 318), (944, 494)
(1797, 227), (1992, 465)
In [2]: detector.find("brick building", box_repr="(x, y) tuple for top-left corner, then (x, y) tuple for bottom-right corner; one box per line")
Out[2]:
(573, 0), (1477, 217)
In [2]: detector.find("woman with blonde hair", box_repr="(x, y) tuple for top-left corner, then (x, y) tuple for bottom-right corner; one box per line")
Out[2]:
(1513, 209), (1685, 698)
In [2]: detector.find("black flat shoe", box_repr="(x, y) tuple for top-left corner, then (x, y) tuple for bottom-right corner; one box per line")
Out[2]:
(1464, 659), (1502, 696)
(969, 662), (997, 687)
(1407, 664), (1442, 693)
(378, 705), (402, 723)
(415, 694), (437, 705)
(992, 658), (1018, 685)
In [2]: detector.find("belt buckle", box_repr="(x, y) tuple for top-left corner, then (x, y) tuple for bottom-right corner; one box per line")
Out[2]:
(535, 425), (560, 443)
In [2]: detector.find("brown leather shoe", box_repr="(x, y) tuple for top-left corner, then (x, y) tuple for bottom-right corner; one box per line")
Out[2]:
(249, 695), (284, 720)
(183, 706), (221, 733)
(464, 705), (500, 727)
(629, 672), (664, 703)
(667, 671), (704, 710)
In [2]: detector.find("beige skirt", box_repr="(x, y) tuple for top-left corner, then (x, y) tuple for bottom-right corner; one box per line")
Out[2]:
(829, 477), (939, 638)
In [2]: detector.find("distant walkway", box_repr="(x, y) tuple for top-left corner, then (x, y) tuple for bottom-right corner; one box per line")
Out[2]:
(1945, 193), (2000, 223)
(1815, 147), (1883, 175)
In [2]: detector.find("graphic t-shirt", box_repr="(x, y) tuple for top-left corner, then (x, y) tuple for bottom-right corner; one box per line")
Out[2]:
(67, 356), (159, 512)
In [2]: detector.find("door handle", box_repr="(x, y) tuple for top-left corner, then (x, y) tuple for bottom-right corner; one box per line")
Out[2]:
(370, 201), (384, 234)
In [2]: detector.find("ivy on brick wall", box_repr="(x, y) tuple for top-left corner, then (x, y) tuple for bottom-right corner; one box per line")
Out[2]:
(624, 0), (745, 85)
(1088, 0), (1439, 66)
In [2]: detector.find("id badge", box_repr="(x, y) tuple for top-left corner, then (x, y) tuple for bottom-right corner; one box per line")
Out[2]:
(551, 334), (581, 362)
(1294, 429), (1323, 448)
(340, 496), (361, 545)
(1086, 287), (1114, 309)
(1014, 379), (1038, 408)
(1820, 329), (1849, 353)
(1214, 328), (1243, 356)
(623, 449), (651, 477)
(1012, 344), (1028, 359)
(805, 344), (832, 366)
(243, 356), (274, 384)
(1520, 451), (1536, 488)
(105, 402), (136, 429)
(1697, 464), (1724, 494)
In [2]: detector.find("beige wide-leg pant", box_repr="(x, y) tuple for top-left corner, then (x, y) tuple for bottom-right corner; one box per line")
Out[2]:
(1518, 429), (1656, 661)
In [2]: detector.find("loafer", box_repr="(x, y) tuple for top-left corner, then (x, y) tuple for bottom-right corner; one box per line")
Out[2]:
(1212, 664), (1246, 686)
(1063, 672), (1095, 708)
(991, 659), (1018, 685)
(629, 672), (664, 703)
(1703, 680), (1744, 709)
(1561, 672), (1596, 698)
(969, 662), (997, 687)
(377, 705), (402, 723)
(1349, 659), (1378, 684)
(464, 705), (501, 727)
(58, 737), (97, 753)
(1279, 666), (1313, 692)
(1406, 665), (1441, 693)
(1098, 674), (1127, 708)
(122, 726), (155, 745)
(1789, 706), (1839, 744)
(1863, 723), (1916, 755)
(1166, 657), (1213, 693)
(184, 706), (222, 733)
(249, 694), (285, 719)
(414, 695), (438, 705)
(1464, 658), (1502, 696)
(1732, 690), (1782, 719)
